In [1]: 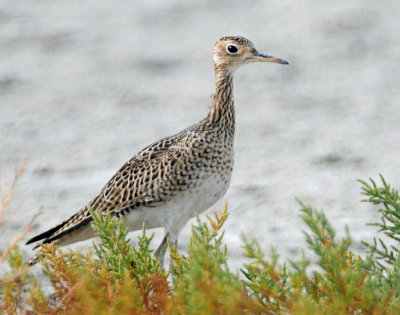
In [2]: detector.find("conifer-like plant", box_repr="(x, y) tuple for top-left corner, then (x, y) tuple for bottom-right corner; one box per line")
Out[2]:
(0, 175), (400, 313)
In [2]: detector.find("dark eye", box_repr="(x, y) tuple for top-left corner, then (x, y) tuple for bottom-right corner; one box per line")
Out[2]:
(226, 44), (238, 54)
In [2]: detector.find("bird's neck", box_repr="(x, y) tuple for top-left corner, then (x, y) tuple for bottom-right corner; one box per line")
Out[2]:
(207, 66), (235, 134)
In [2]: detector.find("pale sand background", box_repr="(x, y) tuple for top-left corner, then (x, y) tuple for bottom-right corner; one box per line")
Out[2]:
(1, 1), (400, 277)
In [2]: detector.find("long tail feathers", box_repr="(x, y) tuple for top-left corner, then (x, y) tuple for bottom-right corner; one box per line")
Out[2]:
(25, 220), (67, 245)
(26, 212), (93, 266)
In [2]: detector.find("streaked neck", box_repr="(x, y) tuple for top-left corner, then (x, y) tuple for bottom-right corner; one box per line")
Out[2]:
(207, 66), (235, 132)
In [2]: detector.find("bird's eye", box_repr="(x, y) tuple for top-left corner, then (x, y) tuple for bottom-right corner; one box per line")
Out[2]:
(226, 44), (238, 54)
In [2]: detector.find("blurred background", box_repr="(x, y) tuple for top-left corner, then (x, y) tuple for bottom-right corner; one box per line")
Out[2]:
(1, 0), (399, 272)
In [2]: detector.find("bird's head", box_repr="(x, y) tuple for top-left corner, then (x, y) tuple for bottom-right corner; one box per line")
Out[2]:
(213, 36), (289, 72)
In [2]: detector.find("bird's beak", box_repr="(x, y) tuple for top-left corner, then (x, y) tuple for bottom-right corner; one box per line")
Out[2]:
(247, 51), (289, 65)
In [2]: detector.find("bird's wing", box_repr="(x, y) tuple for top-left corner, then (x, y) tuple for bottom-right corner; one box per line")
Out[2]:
(26, 132), (203, 246)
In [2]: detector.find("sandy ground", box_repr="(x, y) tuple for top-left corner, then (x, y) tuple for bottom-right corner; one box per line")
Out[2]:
(1, 0), (400, 278)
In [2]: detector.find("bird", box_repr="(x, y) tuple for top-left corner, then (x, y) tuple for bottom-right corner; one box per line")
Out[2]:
(26, 36), (288, 266)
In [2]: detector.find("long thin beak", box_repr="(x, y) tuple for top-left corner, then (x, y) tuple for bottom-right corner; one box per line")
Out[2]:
(248, 51), (289, 64)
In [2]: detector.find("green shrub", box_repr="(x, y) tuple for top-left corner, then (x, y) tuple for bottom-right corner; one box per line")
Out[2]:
(1, 176), (400, 314)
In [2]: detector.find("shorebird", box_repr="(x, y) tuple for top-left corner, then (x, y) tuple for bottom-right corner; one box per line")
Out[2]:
(26, 36), (288, 265)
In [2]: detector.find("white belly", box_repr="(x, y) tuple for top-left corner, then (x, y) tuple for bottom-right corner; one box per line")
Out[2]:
(122, 169), (232, 240)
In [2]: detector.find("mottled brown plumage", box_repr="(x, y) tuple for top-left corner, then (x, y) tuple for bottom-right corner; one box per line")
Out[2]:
(26, 36), (288, 265)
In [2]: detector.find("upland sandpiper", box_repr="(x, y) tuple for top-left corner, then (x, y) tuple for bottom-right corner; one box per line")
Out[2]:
(26, 36), (288, 265)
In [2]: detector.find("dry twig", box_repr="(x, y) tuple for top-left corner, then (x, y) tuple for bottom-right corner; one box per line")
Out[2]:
(0, 207), (42, 265)
(0, 157), (26, 226)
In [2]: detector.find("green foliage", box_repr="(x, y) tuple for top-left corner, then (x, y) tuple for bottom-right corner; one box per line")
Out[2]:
(169, 206), (261, 313)
(38, 211), (170, 314)
(90, 208), (166, 299)
(1, 177), (400, 313)
(359, 176), (400, 267)
(242, 203), (400, 314)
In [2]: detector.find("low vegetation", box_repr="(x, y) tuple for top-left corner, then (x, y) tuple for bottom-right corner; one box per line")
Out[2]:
(1, 170), (400, 314)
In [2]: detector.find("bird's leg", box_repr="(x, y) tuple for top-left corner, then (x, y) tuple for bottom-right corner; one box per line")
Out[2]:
(169, 238), (177, 249)
(154, 231), (179, 269)
(154, 233), (169, 268)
